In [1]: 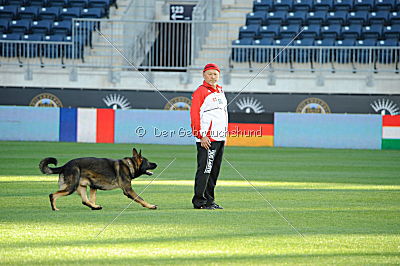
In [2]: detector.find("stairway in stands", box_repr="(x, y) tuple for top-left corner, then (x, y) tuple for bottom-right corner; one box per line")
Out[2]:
(194, 0), (253, 69)
(82, 0), (133, 68)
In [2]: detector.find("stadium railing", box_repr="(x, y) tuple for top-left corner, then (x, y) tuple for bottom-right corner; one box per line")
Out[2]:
(231, 44), (399, 73)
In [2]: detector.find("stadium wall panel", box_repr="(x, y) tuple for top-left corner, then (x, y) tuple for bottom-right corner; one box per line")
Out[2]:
(0, 106), (59, 141)
(114, 110), (193, 145)
(274, 113), (382, 149)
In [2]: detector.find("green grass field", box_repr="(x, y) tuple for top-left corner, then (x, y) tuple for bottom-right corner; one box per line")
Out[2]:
(0, 141), (399, 265)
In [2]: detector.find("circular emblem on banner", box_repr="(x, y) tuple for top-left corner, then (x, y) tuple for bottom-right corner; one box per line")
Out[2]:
(296, 98), (331, 114)
(164, 96), (191, 110)
(30, 93), (63, 107)
(370, 98), (400, 115)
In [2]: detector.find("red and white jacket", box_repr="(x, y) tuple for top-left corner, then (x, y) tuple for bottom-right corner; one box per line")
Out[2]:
(190, 81), (228, 142)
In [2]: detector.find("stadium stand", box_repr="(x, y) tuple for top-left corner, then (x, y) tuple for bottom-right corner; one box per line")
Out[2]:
(232, 0), (400, 66)
(0, 0), (112, 63)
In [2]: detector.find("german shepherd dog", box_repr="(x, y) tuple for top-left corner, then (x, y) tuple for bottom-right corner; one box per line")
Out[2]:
(39, 148), (157, 211)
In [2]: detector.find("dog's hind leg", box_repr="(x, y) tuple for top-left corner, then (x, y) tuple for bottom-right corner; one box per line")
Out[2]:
(89, 187), (102, 209)
(123, 187), (157, 209)
(49, 190), (72, 211)
(77, 185), (102, 210)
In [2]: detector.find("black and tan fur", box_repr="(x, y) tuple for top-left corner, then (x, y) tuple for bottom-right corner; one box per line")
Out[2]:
(39, 148), (157, 211)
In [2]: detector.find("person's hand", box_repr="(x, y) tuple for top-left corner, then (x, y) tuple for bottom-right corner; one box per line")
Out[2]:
(200, 136), (211, 150)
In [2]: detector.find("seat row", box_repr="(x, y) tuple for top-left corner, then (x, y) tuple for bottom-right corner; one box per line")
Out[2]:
(232, 37), (399, 64)
(246, 10), (400, 26)
(0, 5), (108, 21)
(0, 32), (86, 60)
(0, 18), (99, 36)
(239, 23), (400, 40)
(0, 0), (116, 9)
(253, 0), (400, 12)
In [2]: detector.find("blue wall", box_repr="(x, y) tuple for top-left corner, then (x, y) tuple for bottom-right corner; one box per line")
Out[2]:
(274, 113), (382, 149)
(0, 106), (59, 141)
(115, 110), (193, 145)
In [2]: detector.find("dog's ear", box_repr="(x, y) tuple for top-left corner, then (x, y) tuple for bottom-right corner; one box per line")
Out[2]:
(139, 149), (142, 157)
(132, 148), (139, 157)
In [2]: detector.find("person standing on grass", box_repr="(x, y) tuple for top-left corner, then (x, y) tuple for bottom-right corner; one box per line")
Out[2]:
(190, 63), (228, 210)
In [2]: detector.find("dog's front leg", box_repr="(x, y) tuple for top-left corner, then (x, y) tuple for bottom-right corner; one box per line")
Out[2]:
(123, 187), (157, 209)
(89, 188), (102, 209)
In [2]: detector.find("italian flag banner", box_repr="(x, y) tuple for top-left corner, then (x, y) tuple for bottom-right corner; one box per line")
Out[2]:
(382, 115), (400, 150)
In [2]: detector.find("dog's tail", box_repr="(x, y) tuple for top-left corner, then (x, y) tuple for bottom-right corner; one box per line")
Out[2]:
(39, 157), (63, 174)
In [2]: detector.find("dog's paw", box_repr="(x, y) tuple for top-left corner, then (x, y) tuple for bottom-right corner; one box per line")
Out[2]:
(92, 205), (103, 210)
(149, 204), (158, 209)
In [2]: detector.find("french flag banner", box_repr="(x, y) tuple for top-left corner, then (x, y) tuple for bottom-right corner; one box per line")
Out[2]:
(59, 108), (115, 143)
(382, 115), (400, 150)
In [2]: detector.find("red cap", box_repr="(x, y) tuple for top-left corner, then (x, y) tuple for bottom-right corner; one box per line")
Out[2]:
(203, 63), (220, 73)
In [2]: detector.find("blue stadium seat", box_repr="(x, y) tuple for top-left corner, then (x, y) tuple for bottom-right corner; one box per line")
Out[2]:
(321, 24), (342, 39)
(39, 7), (61, 20)
(273, 0), (292, 12)
(239, 24), (259, 39)
(6, 0), (28, 5)
(377, 39), (399, 64)
(81, 7), (105, 18)
(246, 11), (267, 26)
(334, 0), (354, 11)
(342, 24), (362, 39)
(9, 19), (31, 34)
(301, 24), (321, 38)
(259, 24), (280, 39)
(266, 11), (287, 25)
(59, 7), (82, 20)
(389, 11), (400, 25)
(0, 33), (21, 57)
(335, 38), (356, 63)
(348, 11), (369, 25)
(353, 0), (374, 11)
(30, 0), (49, 7)
(375, 0), (396, 11)
(327, 11), (348, 25)
(273, 38), (293, 63)
(31, 19), (53, 35)
(0, 20), (8, 33)
(315, 38), (335, 63)
(64, 35), (85, 61)
(369, 11), (389, 25)
(280, 24), (301, 38)
(232, 38), (253, 62)
(362, 24), (384, 39)
(384, 24), (400, 39)
(52, 20), (72, 35)
(48, 0), (67, 7)
(253, 0), (272, 12)
(43, 34), (66, 59)
(74, 20), (95, 47)
(314, 0), (333, 11)
(293, 0), (313, 11)
(19, 6), (40, 20)
(89, 0), (110, 8)
(293, 38), (314, 63)
(253, 38), (273, 63)
(0, 5), (18, 20)
(307, 11), (327, 25)
(69, 0), (89, 8)
(355, 39), (377, 63)
(21, 33), (44, 58)
(287, 11), (307, 25)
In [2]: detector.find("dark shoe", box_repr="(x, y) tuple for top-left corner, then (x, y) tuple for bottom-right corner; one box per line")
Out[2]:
(194, 205), (215, 210)
(210, 203), (223, 209)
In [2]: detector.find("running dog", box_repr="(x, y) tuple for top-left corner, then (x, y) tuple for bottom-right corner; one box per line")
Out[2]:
(39, 148), (157, 211)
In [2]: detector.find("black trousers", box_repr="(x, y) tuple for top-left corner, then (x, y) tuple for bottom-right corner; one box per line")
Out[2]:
(192, 141), (225, 208)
